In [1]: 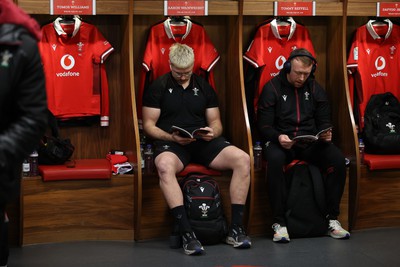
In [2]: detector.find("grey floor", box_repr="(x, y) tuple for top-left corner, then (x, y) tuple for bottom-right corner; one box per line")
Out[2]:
(8, 227), (399, 267)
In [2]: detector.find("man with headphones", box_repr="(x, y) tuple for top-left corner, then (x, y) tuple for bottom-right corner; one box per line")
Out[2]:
(257, 48), (350, 243)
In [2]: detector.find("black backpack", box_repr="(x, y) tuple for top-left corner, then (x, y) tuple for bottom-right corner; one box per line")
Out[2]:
(363, 92), (400, 154)
(285, 162), (329, 238)
(180, 173), (228, 245)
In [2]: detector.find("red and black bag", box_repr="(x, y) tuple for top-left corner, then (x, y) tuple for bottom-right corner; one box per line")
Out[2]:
(180, 173), (228, 245)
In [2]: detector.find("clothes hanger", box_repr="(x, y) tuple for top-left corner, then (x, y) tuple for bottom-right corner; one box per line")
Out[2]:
(58, 15), (82, 24)
(368, 16), (390, 26)
(169, 16), (187, 26)
(275, 16), (292, 26)
(59, 15), (75, 24)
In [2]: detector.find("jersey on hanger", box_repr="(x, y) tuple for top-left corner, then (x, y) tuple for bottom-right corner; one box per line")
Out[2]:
(39, 16), (114, 126)
(347, 19), (400, 128)
(137, 17), (220, 121)
(243, 17), (315, 116)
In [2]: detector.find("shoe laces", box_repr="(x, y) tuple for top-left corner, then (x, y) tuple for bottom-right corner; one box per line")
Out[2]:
(232, 225), (246, 236)
(272, 223), (287, 235)
(329, 220), (343, 231)
(183, 232), (197, 242)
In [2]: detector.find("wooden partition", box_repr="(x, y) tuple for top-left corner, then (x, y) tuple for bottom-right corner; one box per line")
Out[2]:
(345, 0), (400, 230)
(13, 0), (137, 245)
(132, 0), (254, 241)
(242, 0), (352, 236)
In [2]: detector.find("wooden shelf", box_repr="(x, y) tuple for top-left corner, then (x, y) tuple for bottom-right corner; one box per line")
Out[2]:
(243, 1), (343, 16)
(17, 0), (130, 14)
(347, 3), (377, 16)
(133, 0), (239, 15)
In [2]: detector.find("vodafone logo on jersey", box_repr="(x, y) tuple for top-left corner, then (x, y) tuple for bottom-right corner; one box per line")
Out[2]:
(61, 55), (75, 70)
(371, 56), (388, 78)
(375, 56), (385, 71)
(271, 56), (286, 77)
(56, 54), (80, 77)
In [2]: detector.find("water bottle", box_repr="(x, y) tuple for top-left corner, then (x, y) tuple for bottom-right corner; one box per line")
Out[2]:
(29, 150), (39, 176)
(140, 145), (145, 170)
(358, 138), (365, 164)
(22, 158), (30, 177)
(253, 141), (263, 170)
(144, 144), (154, 174)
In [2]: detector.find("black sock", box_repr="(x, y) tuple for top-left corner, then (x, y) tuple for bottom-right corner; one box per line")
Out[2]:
(231, 204), (245, 226)
(171, 205), (192, 233)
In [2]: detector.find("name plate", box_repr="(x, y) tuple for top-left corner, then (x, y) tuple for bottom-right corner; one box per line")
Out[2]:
(377, 2), (400, 17)
(274, 1), (316, 16)
(164, 0), (208, 16)
(50, 0), (96, 15)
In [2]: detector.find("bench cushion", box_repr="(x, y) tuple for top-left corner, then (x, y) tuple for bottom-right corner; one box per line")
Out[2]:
(39, 159), (112, 181)
(364, 153), (400, 170)
(177, 163), (222, 177)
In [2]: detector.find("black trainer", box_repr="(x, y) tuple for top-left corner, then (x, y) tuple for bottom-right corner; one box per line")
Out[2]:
(182, 232), (204, 255)
(225, 224), (252, 248)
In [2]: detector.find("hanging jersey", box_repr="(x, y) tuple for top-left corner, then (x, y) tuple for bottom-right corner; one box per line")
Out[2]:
(39, 16), (114, 126)
(243, 17), (315, 116)
(137, 18), (220, 122)
(347, 19), (400, 128)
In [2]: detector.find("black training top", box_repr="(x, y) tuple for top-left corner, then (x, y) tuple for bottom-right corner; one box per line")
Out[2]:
(257, 70), (332, 144)
(142, 72), (219, 134)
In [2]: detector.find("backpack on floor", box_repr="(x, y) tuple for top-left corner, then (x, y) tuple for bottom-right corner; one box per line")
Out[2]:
(180, 173), (228, 245)
(285, 162), (329, 238)
(363, 92), (400, 154)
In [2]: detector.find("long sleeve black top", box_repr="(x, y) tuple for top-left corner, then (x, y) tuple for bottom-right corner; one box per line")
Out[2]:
(257, 70), (332, 144)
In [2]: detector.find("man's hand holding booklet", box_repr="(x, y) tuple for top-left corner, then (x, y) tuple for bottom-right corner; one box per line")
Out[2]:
(292, 126), (333, 145)
(170, 125), (210, 139)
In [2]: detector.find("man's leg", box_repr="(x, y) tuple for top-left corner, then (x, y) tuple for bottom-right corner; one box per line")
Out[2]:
(209, 145), (251, 248)
(154, 151), (204, 255)
(264, 142), (292, 243)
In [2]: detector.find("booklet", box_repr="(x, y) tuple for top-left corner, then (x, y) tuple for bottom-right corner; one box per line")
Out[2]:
(292, 127), (333, 144)
(170, 125), (210, 139)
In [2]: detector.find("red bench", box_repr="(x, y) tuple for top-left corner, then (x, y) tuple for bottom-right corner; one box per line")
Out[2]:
(363, 153), (400, 170)
(38, 159), (112, 181)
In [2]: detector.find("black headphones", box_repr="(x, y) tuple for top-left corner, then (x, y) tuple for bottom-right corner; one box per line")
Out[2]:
(283, 50), (317, 74)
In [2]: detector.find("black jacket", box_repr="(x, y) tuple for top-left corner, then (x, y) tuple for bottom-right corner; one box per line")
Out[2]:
(0, 23), (48, 204)
(257, 70), (332, 144)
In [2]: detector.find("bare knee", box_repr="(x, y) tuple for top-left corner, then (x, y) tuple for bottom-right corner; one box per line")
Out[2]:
(155, 154), (182, 182)
(236, 151), (251, 174)
(228, 149), (251, 179)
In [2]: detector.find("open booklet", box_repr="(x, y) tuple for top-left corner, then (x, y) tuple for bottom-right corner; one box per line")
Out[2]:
(170, 125), (210, 139)
(292, 127), (333, 144)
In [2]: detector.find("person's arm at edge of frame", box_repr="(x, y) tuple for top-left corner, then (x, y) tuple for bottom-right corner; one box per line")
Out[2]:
(0, 32), (48, 166)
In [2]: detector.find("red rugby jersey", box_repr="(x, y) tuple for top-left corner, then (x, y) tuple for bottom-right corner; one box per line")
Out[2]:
(347, 19), (400, 128)
(137, 17), (220, 122)
(39, 16), (114, 126)
(244, 17), (315, 115)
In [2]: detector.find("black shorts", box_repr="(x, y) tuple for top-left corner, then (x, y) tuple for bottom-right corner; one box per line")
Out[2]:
(153, 136), (232, 167)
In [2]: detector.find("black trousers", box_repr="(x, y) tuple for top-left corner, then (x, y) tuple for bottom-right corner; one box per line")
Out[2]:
(0, 204), (8, 266)
(264, 141), (347, 225)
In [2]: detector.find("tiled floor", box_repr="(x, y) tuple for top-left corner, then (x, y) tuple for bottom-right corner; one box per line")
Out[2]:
(8, 227), (399, 267)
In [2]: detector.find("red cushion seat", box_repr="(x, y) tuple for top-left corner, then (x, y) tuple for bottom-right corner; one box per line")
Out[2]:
(39, 159), (112, 181)
(363, 153), (400, 170)
(177, 163), (222, 177)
